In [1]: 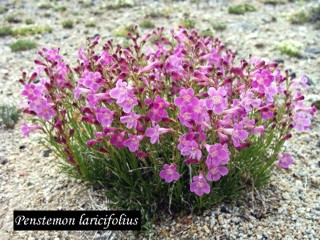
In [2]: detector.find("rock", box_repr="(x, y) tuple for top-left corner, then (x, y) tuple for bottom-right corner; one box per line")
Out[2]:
(203, 225), (210, 234)
(220, 205), (231, 213)
(305, 48), (320, 55)
(19, 145), (26, 151)
(306, 76), (314, 86)
(274, 58), (284, 64)
(43, 149), (52, 157)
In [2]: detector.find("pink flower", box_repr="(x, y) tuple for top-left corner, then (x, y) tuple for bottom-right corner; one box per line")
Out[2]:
(206, 165), (228, 181)
(21, 123), (42, 137)
(110, 131), (126, 148)
(79, 71), (103, 92)
(292, 111), (311, 132)
(21, 84), (43, 100)
(42, 48), (61, 62)
(54, 61), (68, 87)
(117, 93), (138, 113)
(174, 88), (199, 107)
(36, 101), (56, 120)
(87, 138), (103, 147)
(191, 99), (209, 124)
(145, 125), (172, 144)
(178, 105), (194, 127)
(205, 143), (230, 167)
(222, 123), (249, 147)
(120, 112), (141, 129)
(292, 74), (308, 89)
(87, 92), (112, 108)
(95, 107), (115, 128)
(109, 79), (131, 104)
(123, 134), (144, 152)
(139, 61), (160, 74)
(174, 29), (188, 43)
(148, 96), (169, 122)
(206, 87), (228, 115)
(190, 172), (211, 196)
(240, 91), (261, 112)
(277, 153), (294, 168)
(74, 87), (91, 100)
(165, 55), (185, 79)
(265, 85), (278, 102)
(159, 164), (180, 183)
(181, 140), (202, 161)
(98, 51), (113, 66)
(252, 69), (274, 93)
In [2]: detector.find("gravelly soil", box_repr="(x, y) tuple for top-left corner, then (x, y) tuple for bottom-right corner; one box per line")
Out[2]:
(0, 0), (319, 239)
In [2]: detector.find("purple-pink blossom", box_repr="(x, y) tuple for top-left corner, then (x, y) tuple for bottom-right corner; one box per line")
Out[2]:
(292, 111), (311, 132)
(79, 71), (103, 92)
(120, 112), (141, 129)
(206, 87), (228, 114)
(145, 125), (172, 144)
(110, 131), (126, 148)
(181, 140), (202, 161)
(174, 88), (199, 107)
(95, 107), (115, 128)
(277, 153), (294, 168)
(148, 96), (169, 122)
(222, 123), (249, 147)
(206, 165), (228, 181)
(190, 172), (211, 196)
(21, 84), (43, 100)
(123, 134), (144, 152)
(205, 143), (230, 167)
(21, 123), (42, 137)
(159, 164), (180, 183)
(109, 79), (131, 104)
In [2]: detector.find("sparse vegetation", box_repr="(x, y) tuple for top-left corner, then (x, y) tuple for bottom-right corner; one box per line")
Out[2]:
(288, 4), (320, 26)
(200, 29), (212, 37)
(5, 15), (21, 23)
(212, 22), (227, 31)
(276, 40), (302, 57)
(38, 3), (52, 9)
(114, 24), (137, 38)
(85, 22), (96, 28)
(0, 7), (6, 14)
(62, 20), (74, 29)
(81, 1), (92, 8)
(0, 26), (13, 37)
(139, 19), (155, 29)
(13, 26), (52, 36)
(105, 1), (133, 10)
(261, 0), (287, 5)
(0, 104), (20, 129)
(228, 4), (257, 15)
(55, 6), (67, 12)
(289, 11), (308, 24)
(179, 18), (196, 29)
(10, 39), (37, 52)
(25, 18), (35, 25)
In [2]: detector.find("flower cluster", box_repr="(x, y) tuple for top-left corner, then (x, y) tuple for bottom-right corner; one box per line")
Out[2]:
(19, 27), (315, 197)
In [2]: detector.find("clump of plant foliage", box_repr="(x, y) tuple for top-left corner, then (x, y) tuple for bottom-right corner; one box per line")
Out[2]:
(276, 40), (302, 57)
(13, 25), (52, 36)
(114, 24), (138, 38)
(0, 104), (21, 129)
(228, 3), (257, 15)
(139, 19), (155, 29)
(0, 26), (13, 37)
(10, 39), (37, 52)
(19, 27), (315, 229)
(62, 20), (74, 29)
